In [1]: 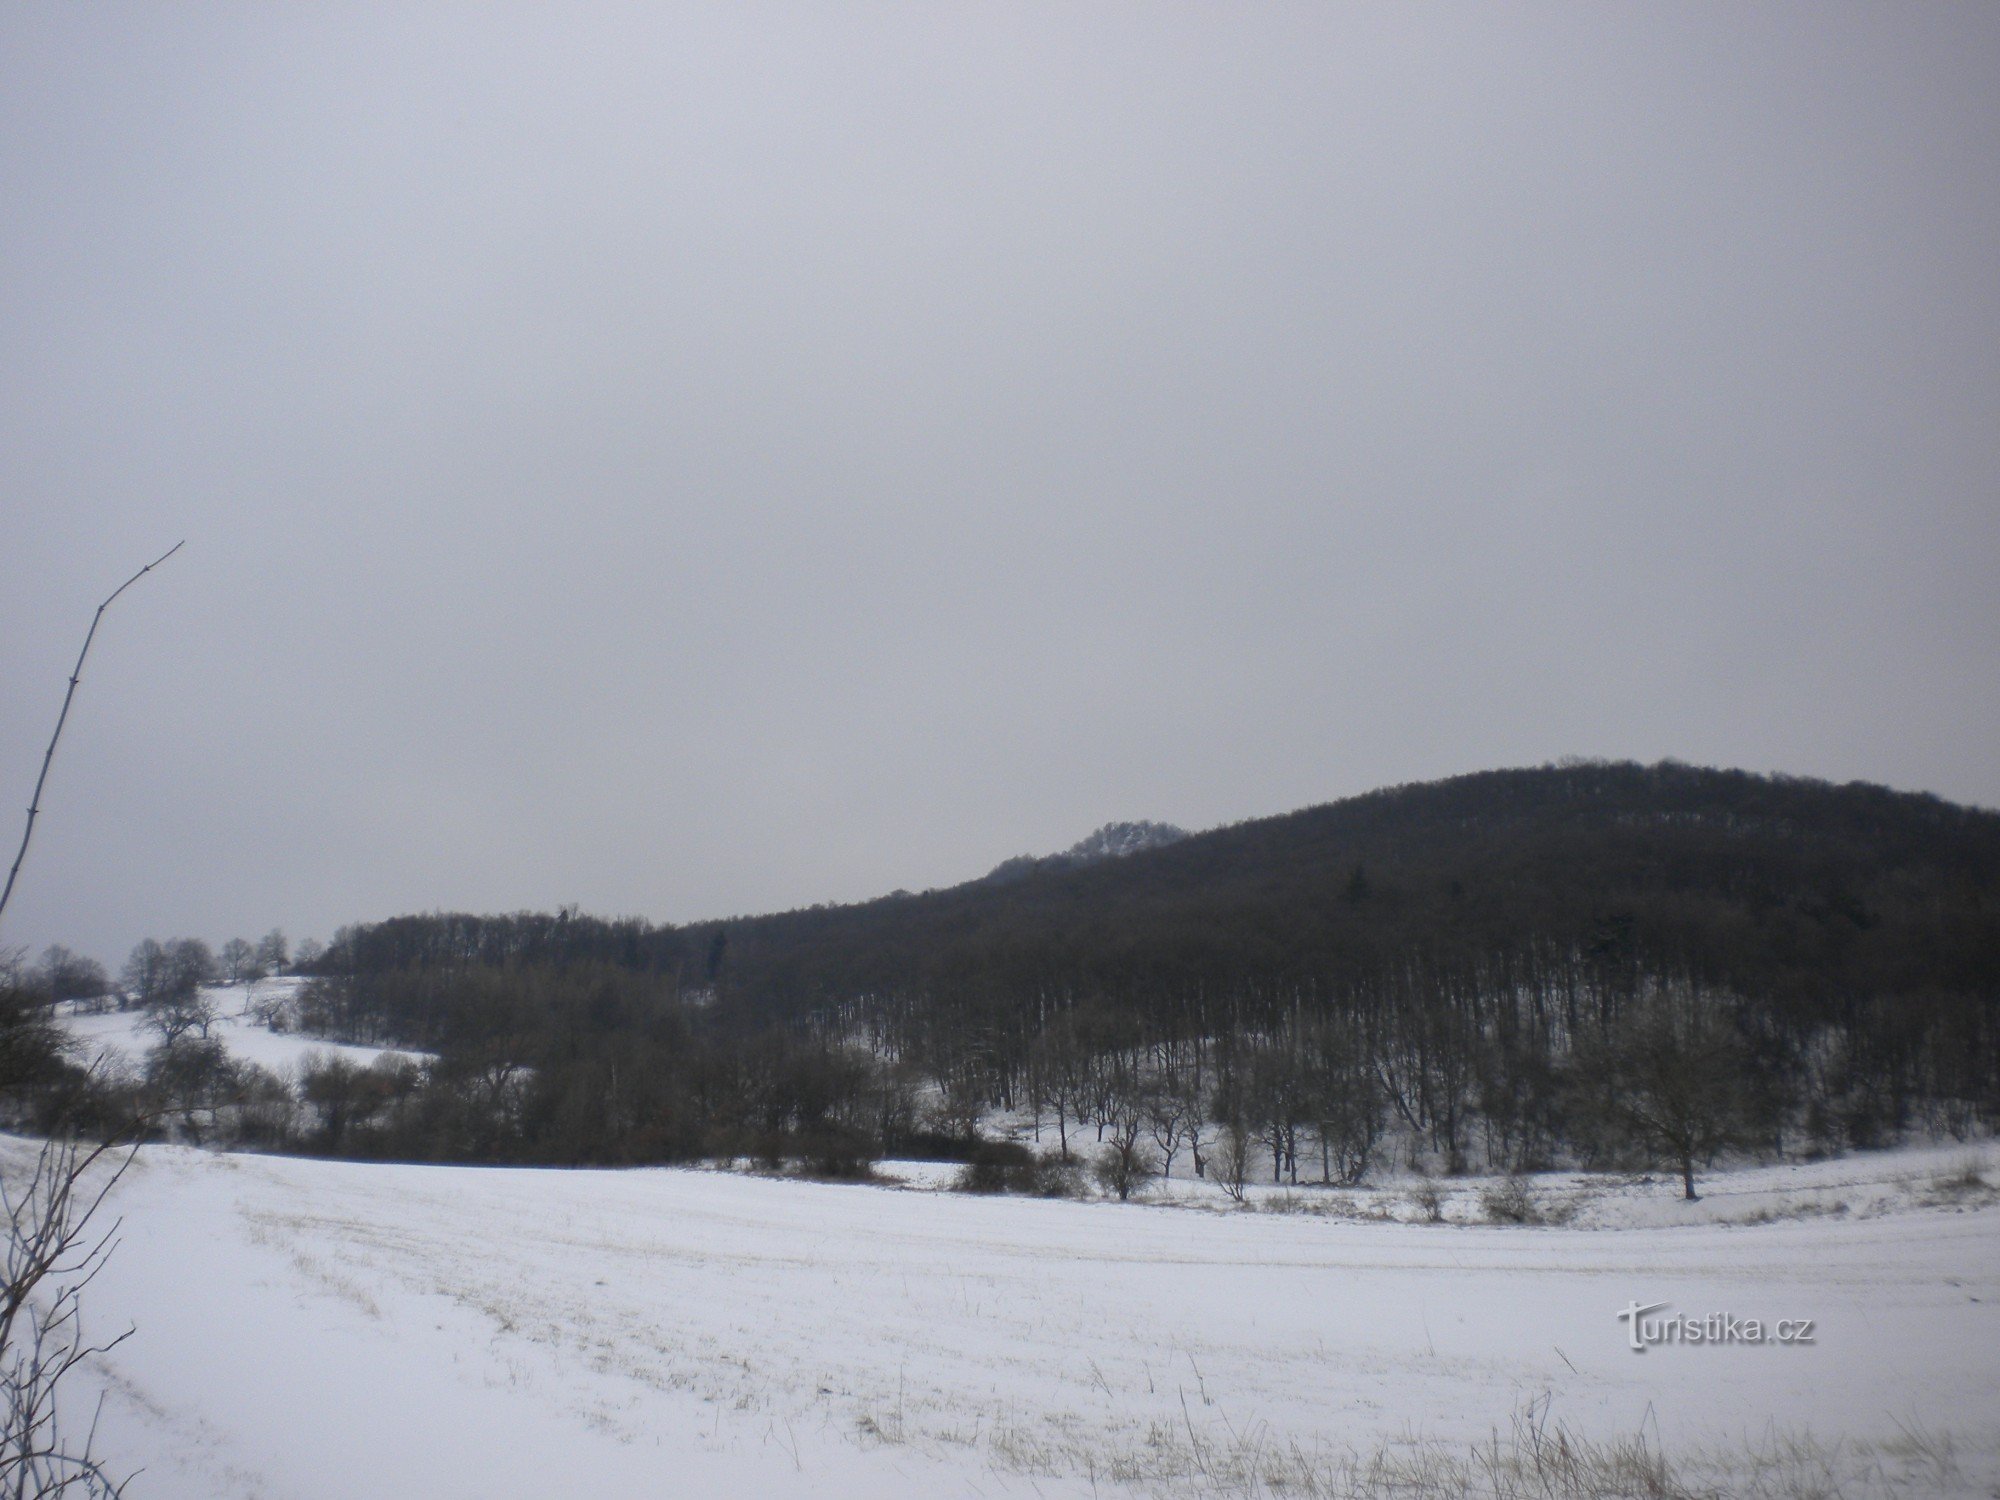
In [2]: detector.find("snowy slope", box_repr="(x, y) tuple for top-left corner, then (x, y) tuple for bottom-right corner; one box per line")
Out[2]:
(14, 1138), (1995, 1500)
(58, 977), (427, 1076)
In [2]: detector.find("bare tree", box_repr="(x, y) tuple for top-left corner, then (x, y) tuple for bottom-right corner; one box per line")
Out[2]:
(1176, 1073), (1209, 1180)
(0, 549), (170, 1496)
(160, 940), (216, 1000)
(142, 988), (216, 1050)
(1215, 1119), (1253, 1205)
(125, 940), (216, 1036)
(922, 1072), (985, 1144)
(1, 952), (69, 1102)
(1029, 1025), (1088, 1160)
(1, 1131), (136, 1497)
(253, 930), (288, 977)
(1093, 1106), (1157, 1202)
(115, 943), (166, 1012)
(218, 939), (261, 986)
(144, 1035), (235, 1144)
(35, 951), (109, 1009)
(1576, 987), (1754, 1201)
(1143, 1081), (1194, 1181)
(0, 542), (182, 930)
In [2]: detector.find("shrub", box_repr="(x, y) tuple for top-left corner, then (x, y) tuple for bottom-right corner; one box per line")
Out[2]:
(1093, 1133), (1158, 1202)
(1480, 1174), (1555, 1225)
(1930, 1156), (1989, 1194)
(793, 1126), (882, 1180)
(953, 1142), (1082, 1197)
(954, 1159), (1008, 1193)
(1025, 1154), (1084, 1198)
(1921, 1156), (1995, 1206)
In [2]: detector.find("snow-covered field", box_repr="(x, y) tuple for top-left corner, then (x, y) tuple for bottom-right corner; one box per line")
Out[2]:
(58, 977), (426, 1077)
(5, 1131), (1993, 1499)
(28, 988), (2000, 1494)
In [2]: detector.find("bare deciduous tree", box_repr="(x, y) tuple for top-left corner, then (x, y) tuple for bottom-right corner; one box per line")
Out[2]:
(0, 542), (182, 930)
(1576, 987), (1755, 1201)
(253, 930), (288, 977)
(142, 988), (217, 1050)
(1216, 1119), (1253, 1205)
(1, 1131), (136, 1497)
(1092, 1107), (1157, 1202)
(1143, 1082), (1194, 1181)
(115, 943), (165, 1013)
(218, 939), (262, 986)
(35, 951), (108, 1009)
(0, 548), (171, 1497)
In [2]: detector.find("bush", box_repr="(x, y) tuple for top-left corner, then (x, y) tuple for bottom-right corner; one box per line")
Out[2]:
(1093, 1132), (1159, 1202)
(792, 1126), (881, 1180)
(884, 1129), (992, 1163)
(1026, 1154), (1084, 1198)
(1922, 1156), (1994, 1205)
(953, 1142), (1082, 1198)
(1480, 1174), (1547, 1225)
(954, 1139), (1033, 1193)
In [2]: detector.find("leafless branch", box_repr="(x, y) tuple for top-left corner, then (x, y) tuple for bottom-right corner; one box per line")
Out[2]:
(1, 1130), (141, 1498)
(0, 541), (184, 929)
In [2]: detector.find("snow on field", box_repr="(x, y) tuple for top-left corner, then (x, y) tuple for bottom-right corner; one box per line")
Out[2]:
(8, 1136), (1994, 1499)
(949, 1138), (2000, 1231)
(58, 977), (427, 1077)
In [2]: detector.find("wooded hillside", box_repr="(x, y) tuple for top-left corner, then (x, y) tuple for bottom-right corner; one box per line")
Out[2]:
(271, 761), (1996, 1178)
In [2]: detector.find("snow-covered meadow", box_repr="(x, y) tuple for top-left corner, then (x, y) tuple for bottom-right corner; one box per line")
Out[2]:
(16, 987), (1997, 1497)
(56, 976), (425, 1079)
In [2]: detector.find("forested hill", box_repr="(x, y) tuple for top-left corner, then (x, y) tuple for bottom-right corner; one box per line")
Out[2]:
(705, 759), (1997, 1013)
(300, 760), (1998, 1168)
(329, 760), (2000, 994)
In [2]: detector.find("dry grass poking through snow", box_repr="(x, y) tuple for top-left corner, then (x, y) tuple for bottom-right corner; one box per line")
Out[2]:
(39, 1139), (1998, 1500)
(967, 1397), (1973, 1500)
(1918, 1156), (1996, 1209)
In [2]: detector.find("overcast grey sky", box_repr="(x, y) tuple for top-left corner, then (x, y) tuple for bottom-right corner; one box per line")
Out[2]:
(3, 3), (1997, 967)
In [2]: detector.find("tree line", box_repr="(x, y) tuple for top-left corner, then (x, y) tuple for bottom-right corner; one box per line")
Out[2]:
(5, 763), (1996, 1195)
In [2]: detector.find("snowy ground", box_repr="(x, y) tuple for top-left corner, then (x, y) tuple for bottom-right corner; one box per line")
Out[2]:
(5, 1133), (1993, 1499)
(27, 991), (2000, 1494)
(912, 1137), (2000, 1232)
(58, 977), (427, 1077)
